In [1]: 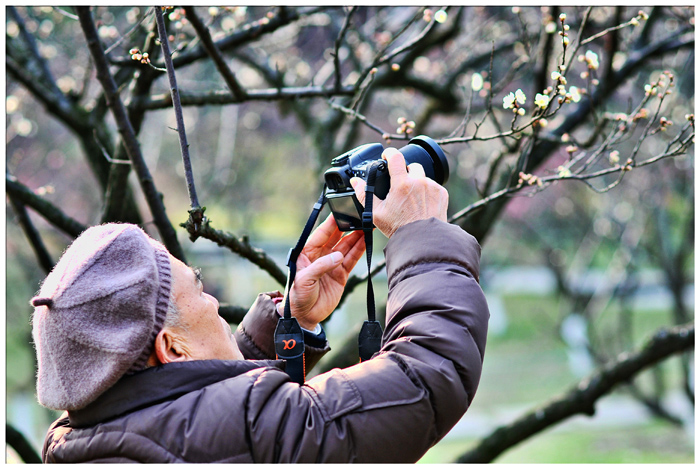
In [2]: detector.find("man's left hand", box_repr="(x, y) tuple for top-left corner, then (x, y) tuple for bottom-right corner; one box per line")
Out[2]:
(282, 215), (366, 330)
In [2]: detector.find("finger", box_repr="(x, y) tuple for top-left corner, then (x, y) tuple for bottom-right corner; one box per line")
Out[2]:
(296, 251), (344, 286)
(305, 215), (342, 258)
(383, 147), (408, 184)
(340, 231), (366, 271)
(407, 162), (426, 178)
(333, 228), (363, 255)
(332, 229), (365, 263)
(350, 177), (366, 206)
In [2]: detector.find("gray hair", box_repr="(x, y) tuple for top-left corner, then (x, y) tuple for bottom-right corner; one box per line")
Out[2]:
(163, 290), (185, 331)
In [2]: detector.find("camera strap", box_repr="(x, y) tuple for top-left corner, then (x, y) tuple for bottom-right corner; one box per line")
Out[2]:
(277, 161), (386, 382)
(358, 161), (384, 362)
(276, 188), (327, 385)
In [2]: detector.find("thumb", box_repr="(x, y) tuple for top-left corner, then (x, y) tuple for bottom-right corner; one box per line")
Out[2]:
(350, 177), (366, 207)
(297, 251), (344, 286)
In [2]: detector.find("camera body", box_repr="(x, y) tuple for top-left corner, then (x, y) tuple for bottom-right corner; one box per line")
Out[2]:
(324, 135), (449, 231)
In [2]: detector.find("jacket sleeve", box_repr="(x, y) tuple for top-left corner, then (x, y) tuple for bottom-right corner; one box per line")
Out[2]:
(245, 218), (490, 463)
(233, 291), (331, 373)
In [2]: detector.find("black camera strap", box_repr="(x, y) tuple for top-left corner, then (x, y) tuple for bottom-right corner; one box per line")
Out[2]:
(276, 188), (327, 385)
(278, 162), (386, 382)
(358, 161), (384, 362)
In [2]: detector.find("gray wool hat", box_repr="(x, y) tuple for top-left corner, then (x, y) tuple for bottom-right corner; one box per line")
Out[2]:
(31, 223), (172, 411)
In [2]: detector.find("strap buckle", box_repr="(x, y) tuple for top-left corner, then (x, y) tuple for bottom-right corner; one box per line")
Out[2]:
(362, 212), (374, 231)
(274, 317), (306, 384)
(358, 320), (383, 362)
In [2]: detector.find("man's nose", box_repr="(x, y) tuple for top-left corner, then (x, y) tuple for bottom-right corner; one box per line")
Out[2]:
(205, 292), (219, 309)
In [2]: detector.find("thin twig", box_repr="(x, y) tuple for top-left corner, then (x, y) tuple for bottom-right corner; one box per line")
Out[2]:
(93, 130), (132, 165)
(104, 7), (155, 55)
(354, 7), (431, 90)
(580, 13), (645, 46)
(147, 6), (329, 70)
(328, 101), (411, 142)
(154, 6), (203, 233)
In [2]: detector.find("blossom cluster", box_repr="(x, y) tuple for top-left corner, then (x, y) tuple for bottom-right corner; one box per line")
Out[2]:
(129, 48), (151, 65)
(518, 172), (543, 187)
(396, 117), (416, 135)
(503, 89), (527, 115)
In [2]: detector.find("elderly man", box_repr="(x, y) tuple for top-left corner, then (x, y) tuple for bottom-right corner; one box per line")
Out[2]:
(32, 149), (489, 463)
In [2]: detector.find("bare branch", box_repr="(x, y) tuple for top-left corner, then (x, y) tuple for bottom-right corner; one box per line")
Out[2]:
(334, 7), (357, 91)
(154, 7), (202, 227)
(7, 191), (54, 274)
(6, 424), (41, 464)
(181, 218), (287, 287)
(110, 7), (330, 70)
(328, 101), (410, 142)
(139, 85), (356, 109)
(102, 17), (161, 225)
(354, 7), (430, 90)
(6, 174), (88, 239)
(76, 6), (186, 262)
(104, 7), (155, 55)
(6, 57), (85, 133)
(8, 6), (66, 103)
(457, 322), (694, 463)
(183, 6), (247, 101)
(580, 10), (646, 46)
(219, 304), (248, 325)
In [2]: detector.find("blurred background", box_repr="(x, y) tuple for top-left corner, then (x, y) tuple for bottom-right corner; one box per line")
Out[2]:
(6, 6), (694, 463)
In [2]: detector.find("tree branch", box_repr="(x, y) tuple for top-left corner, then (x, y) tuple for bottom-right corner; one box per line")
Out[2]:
(8, 6), (66, 104)
(183, 6), (247, 101)
(455, 30), (694, 242)
(333, 7), (357, 91)
(456, 323), (695, 463)
(154, 7), (202, 231)
(456, 322), (694, 463)
(138, 85), (356, 110)
(76, 6), (186, 262)
(6, 56), (85, 133)
(6, 174), (87, 239)
(181, 218), (286, 286)
(7, 191), (54, 274)
(102, 14), (161, 224)
(110, 7), (329, 70)
(6, 424), (41, 464)
(219, 304), (248, 325)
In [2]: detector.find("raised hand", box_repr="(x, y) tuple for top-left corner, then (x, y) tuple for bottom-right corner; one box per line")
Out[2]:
(284, 214), (366, 330)
(350, 147), (449, 238)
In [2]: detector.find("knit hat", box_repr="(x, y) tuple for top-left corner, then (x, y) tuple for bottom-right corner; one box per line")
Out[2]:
(30, 223), (172, 411)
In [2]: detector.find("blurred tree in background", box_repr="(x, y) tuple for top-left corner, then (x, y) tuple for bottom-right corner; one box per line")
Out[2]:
(6, 5), (694, 463)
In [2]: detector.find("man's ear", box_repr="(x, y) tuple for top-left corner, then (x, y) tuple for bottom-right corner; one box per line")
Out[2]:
(153, 328), (190, 364)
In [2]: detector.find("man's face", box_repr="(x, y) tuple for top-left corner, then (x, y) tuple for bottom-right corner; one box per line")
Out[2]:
(168, 255), (243, 361)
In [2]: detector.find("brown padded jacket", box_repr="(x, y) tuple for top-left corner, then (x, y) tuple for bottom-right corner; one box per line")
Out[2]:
(42, 218), (489, 463)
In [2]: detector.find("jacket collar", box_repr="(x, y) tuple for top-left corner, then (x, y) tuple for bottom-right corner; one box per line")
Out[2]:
(68, 359), (285, 428)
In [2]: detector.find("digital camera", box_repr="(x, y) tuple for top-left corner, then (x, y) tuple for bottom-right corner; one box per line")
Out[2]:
(324, 135), (449, 231)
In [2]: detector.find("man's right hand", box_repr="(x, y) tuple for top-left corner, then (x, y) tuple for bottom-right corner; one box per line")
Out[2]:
(350, 147), (449, 238)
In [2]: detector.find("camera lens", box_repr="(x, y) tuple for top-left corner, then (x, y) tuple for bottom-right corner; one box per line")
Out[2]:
(399, 136), (449, 185)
